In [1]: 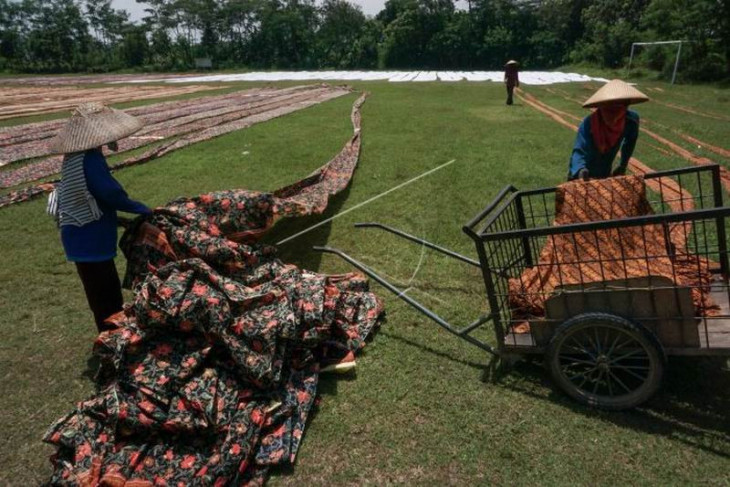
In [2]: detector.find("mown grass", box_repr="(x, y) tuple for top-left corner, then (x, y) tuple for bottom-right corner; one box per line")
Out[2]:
(0, 79), (729, 486)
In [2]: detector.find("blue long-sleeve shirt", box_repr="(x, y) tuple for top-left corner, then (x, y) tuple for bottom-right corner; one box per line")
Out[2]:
(568, 110), (640, 179)
(61, 150), (150, 262)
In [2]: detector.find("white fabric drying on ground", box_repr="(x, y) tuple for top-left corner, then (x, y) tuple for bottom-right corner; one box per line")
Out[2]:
(121, 71), (609, 85)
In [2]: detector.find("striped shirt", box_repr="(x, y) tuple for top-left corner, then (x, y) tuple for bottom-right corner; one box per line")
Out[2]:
(58, 152), (103, 227)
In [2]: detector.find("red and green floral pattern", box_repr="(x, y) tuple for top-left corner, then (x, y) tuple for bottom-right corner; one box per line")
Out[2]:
(43, 92), (383, 486)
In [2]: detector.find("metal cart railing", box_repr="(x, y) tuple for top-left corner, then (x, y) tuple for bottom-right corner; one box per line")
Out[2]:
(316, 164), (730, 410)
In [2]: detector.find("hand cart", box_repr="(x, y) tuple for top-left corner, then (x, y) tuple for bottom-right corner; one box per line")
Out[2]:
(315, 165), (730, 410)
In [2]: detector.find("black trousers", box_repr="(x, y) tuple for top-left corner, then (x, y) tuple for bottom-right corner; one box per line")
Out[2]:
(75, 260), (123, 332)
(506, 85), (515, 105)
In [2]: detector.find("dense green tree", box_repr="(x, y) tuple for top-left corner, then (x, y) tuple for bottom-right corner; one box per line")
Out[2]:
(17, 0), (91, 72)
(377, 0), (455, 68)
(85, 0), (131, 69)
(0, 0), (726, 80)
(529, 0), (591, 67)
(641, 0), (730, 80)
(216, 0), (259, 64)
(120, 24), (150, 67)
(571, 0), (650, 67)
(0, 0), (21, 68)
(247, 0), (319, 68)
(316, 0), (371, 68)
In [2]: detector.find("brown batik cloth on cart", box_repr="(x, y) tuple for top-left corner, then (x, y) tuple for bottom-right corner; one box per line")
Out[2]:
(509, 175), (717, 320)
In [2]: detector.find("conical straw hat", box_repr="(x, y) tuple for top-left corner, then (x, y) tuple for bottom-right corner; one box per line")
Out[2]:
(505, 60), (519, 67)
(582, 79), (649, 108)
(49, 102), (143, 154)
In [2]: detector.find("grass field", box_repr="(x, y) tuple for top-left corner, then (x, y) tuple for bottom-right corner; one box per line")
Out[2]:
(1, 78), (729, 485)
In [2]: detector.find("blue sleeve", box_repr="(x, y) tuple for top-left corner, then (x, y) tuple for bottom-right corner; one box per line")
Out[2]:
(569, 117), (592, 178)
(618, 112), (639, 171)
(84, 151), (151, 214)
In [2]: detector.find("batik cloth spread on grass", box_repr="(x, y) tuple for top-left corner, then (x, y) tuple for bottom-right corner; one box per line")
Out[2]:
(508, 176), (717, 319)
(42, 93), (384, 486)
(1, 73), (202, 86)
(0, 85), (338, 179)
(0, 86), (336, 186)
(0, 85), (351, 208)
(0, 84), (220, 120)
(1, 87), (273, 164)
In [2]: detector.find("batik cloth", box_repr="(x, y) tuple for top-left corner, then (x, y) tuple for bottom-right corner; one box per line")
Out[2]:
(42, 92), (383, 486)
(509, 175), (717, 319)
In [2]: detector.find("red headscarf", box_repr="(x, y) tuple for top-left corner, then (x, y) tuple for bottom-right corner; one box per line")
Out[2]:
(590, 104), (627, 154)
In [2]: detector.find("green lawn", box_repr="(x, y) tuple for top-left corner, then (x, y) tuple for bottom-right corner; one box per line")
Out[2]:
(1, 79), (729, 485)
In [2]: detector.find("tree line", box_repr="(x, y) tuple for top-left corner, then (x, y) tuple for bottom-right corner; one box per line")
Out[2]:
(0, 0), (728, 81)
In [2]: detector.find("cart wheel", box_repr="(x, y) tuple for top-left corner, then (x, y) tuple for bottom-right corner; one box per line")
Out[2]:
(547, 312), (665, 410)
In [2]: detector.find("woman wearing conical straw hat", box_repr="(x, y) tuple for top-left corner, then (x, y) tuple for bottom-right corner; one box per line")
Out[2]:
(504, 60), (520, 105)
(48, 103), (151, 333)
(567, 79), (649, 181)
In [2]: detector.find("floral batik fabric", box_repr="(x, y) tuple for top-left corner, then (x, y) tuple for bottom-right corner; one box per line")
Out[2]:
(43, 92), (384, 486)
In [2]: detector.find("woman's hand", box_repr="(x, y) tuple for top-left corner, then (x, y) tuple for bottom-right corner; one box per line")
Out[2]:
(577, 168), (590, 181)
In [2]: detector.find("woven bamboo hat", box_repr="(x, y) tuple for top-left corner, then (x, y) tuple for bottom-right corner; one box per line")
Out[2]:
(49, 102), (143, 154)
(582, 79), (649, 108)
(505, 60), (519, 67)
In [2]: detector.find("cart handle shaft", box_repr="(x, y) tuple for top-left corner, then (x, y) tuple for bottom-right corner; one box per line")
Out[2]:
(355, 222), (481, 267)
(315, 245), (498, 356)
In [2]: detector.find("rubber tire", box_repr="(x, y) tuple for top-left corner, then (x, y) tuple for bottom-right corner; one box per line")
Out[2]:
(547, 312), (665, 411)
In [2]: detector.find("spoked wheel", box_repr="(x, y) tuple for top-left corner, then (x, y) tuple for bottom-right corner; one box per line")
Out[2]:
(547, 313), (665, 410)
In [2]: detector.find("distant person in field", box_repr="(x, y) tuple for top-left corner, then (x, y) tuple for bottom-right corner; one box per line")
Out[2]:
(568, 79), (649, 181)
(504, 60), (520, 105)
(47, 103), (152, 333)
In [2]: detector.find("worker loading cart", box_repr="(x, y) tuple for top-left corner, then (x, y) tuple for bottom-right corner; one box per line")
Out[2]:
(568, 80), (649, 181)
(316, 164), (730, 410)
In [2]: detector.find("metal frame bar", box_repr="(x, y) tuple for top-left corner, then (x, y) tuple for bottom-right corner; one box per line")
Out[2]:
(354, 222), (480, 267)
(512, 165), (720, 200)
(480, 206), (730, 242)
(463, 185), (516, 231)
(464, 166), (723, 241)
(710, 165), (729, 276)
(314, 246), (498, 356)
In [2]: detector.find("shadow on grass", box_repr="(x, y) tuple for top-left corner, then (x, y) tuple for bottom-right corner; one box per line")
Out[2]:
(263, 184), (352, 273)
(373, 326), (730, 457)
(501, 357), (730, 458)
(373, 321), (730, 458)
(81, 354), (100, 382)
(379, 330), (489, 372)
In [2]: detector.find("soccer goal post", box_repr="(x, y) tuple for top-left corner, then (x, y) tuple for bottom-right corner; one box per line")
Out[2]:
(627, 41), (687, 84)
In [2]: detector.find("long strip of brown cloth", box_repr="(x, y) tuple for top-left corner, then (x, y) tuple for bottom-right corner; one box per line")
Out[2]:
(508, 176), (718, 319)
(42, 92), (385, 486)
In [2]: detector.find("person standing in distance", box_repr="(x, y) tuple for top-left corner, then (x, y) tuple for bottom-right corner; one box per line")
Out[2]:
(504, 60), (520, 105)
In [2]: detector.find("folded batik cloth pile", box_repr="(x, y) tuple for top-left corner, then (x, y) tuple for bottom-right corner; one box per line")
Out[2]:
(43, 93), (384, 486)
(509, 175), (717, 319)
